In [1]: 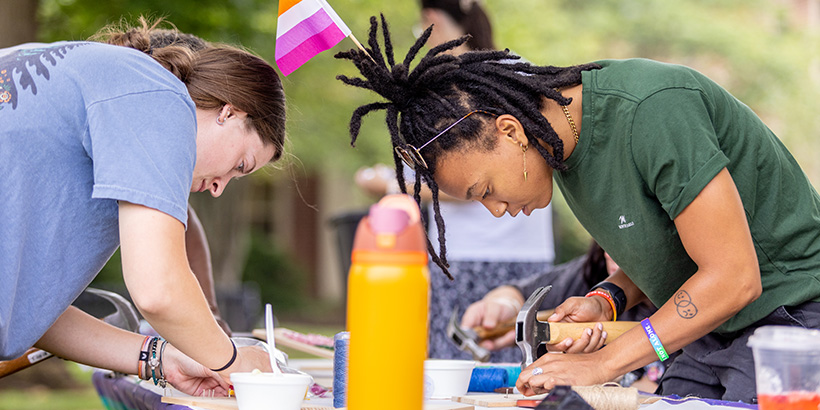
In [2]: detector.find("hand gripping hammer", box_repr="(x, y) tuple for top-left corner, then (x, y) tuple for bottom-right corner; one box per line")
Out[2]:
(515, 286), (639, 367)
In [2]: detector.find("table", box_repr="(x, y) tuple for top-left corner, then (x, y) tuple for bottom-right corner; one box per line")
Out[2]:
(91, 364), (757, 410)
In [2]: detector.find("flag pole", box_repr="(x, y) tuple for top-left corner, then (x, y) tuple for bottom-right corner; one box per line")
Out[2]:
(348, 33), (377, 64)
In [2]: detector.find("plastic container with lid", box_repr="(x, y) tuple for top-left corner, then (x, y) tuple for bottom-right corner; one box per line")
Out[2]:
(747, 325), (820, 410)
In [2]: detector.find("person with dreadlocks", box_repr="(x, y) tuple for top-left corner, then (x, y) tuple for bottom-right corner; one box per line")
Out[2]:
(355, 0), (555, 364)
(335, 15), (820, 402)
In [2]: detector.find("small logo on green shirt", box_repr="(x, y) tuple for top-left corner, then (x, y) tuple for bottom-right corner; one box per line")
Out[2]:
(618, 215), (635, 229)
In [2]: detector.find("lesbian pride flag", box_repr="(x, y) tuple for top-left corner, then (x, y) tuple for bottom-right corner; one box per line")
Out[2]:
(275, 0), (351, 76)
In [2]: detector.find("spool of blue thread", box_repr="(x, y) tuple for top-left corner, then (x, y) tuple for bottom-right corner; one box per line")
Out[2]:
(468, 366), (522, 392)
(332, 331), (350, 408)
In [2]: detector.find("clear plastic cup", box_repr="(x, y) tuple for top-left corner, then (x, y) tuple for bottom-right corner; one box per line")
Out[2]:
(747, 326), (820, 410)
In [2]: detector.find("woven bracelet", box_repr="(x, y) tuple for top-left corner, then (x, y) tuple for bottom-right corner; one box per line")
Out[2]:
(137, 335), (152, 380)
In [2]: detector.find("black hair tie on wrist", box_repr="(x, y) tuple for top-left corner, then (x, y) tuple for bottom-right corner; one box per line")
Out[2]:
(210, 339), (237, 372)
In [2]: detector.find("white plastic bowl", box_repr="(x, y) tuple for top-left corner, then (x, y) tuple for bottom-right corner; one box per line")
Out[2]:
(231, 372), (312, 410)
(423, 359), (476, 399)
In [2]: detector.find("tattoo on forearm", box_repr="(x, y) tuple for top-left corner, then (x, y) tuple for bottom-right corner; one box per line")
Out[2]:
(674, 290), (698, 319)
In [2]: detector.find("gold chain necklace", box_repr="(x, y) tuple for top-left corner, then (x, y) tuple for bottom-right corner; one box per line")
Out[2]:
(561, 105), (579, 144)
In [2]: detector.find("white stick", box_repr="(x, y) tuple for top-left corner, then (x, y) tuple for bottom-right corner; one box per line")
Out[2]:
(265, 303), (283, 375)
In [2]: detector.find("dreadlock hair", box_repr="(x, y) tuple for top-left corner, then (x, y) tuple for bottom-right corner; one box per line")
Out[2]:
(335, 14), (600, 280)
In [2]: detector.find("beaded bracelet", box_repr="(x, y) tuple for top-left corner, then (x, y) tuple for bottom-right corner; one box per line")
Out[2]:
(641, 318), (670, 361)
(585, 290), (618, 321)
(210, 339), (237, 372)
(146, 337), (159, 383)
(148, 337), (161, 385)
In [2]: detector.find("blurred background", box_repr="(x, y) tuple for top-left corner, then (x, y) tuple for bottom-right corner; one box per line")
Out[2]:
(1, 0), (818, 408)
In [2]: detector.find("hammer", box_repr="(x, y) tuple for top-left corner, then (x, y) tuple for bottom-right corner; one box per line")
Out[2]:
(0, 287), (140, 378)
(515, 286), (639, 367)
(446, 306), (554, 362)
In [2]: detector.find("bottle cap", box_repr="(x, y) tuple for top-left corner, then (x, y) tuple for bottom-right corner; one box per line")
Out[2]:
(351, 194), (427, 263)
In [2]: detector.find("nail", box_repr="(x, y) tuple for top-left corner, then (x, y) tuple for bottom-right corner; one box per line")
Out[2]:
(603, 331), (608, 339)
(585, 328), (592, 336)
(597, 323), (603, 330)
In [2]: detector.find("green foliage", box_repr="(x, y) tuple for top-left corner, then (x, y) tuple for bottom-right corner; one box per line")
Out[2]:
(487, 0), (820, 184)
(92, 249), (122, 285)
(37, 0), (820, 183)
(0, 363), (100, 410)
(0, 389), (102, 410)
(37, 0), (819, 263)
(242, 230), (309, 313)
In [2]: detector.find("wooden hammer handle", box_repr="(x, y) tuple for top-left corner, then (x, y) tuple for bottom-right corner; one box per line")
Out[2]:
(0, 348), (54, 378)
(474, 310), (554, 340)
(546, 321), (640, 344)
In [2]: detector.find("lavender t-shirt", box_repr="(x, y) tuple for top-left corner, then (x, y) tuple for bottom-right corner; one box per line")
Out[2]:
(0, 42), (196, 358)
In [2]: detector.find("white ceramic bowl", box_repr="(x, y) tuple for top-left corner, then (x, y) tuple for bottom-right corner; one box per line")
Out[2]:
(231, 372), (312, 410)
(423, 359), (476, 399)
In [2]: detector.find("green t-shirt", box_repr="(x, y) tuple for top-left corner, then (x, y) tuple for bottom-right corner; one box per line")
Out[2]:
(554, 58), (820, 334)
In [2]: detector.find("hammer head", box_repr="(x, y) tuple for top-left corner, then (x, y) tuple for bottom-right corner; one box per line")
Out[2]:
(446, 308), (491, 362)
(515, 286), (552, 368)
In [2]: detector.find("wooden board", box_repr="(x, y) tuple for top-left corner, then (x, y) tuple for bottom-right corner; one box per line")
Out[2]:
(162, 396), (332, 410)
(453, 393), (546, 407)
(161, 396), (239, 410)
(252, 328), (335, 359)
(162, 396), (474, 410)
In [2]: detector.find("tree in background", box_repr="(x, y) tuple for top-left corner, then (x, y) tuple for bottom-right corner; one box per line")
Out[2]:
(0, 0), (38, 48)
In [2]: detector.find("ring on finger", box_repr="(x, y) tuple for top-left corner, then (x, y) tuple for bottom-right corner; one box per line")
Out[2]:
(531, 367), (543, 376)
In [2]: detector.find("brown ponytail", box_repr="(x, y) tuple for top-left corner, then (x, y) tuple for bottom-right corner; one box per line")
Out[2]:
(91, 17), (286, 161)
(91, 17), (197, 83)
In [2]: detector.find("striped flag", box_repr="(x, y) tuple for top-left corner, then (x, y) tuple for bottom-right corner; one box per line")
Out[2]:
(275, 0), (352, 76)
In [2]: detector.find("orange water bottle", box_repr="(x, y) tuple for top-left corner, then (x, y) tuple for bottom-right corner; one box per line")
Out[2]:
(346, 194), (429, 410)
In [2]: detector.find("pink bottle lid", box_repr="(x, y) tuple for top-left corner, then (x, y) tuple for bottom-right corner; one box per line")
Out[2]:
(351, 194), (427, 261)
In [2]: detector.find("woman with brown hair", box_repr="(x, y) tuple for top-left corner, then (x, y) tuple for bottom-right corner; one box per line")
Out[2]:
(0, 18), (285, 394)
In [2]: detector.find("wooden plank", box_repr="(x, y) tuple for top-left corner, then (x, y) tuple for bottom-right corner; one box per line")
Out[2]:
(453, 393), (546, 407)
(252, 328), (335, 359)
(161, 396), (238, 410)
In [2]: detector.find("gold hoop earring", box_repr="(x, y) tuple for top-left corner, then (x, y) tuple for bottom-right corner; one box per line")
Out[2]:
(521, 143), (528, 181)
